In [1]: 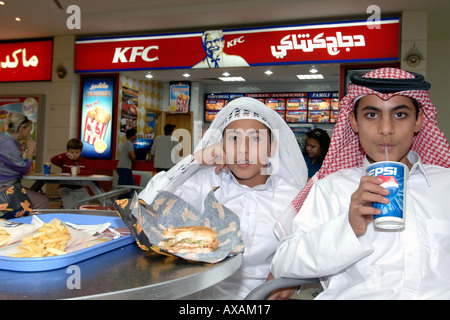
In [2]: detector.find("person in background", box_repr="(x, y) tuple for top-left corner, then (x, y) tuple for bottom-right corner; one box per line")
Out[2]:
(149, 124), (181, 173)
(117, 127), (137, 198)
(271, 68), (450, 299)
(0, 112), (49, 209)
(303, 128), (330, 180)
(51, 138), (93, 208)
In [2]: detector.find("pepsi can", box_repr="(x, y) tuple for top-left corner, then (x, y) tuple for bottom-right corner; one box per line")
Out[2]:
(43, 163), (51, 175)
(366, 161), (409, 230)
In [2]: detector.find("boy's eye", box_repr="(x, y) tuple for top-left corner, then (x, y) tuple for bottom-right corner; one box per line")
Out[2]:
(365, 112), (378, 119)
(394, 112), (407, 119)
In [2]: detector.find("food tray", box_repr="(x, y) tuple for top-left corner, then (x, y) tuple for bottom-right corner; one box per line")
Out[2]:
(0, 213), (134, 272)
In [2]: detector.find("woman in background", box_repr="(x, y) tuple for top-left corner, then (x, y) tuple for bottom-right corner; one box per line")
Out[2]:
(303, 128), (330, 179)
(0, 112), (49, 209)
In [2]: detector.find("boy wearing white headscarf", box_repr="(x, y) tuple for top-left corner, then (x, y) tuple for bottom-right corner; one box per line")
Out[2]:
(271, 68), (450, 299)
(139, 97), (307, 299)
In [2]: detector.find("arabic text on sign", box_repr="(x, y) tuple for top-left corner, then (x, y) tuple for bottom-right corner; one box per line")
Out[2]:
(271, 32), (366, 59)
(0, 48), (39, 69)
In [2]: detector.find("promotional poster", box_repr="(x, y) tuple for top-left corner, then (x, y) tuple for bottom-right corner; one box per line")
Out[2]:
(79, 77), (115, 159)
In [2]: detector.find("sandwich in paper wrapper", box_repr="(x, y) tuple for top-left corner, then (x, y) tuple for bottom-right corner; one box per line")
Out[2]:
(115, 190), (245, 263)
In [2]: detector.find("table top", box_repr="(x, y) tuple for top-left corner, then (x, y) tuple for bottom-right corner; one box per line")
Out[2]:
(0, 210), (243, 300)
(23, 173), (113, 182)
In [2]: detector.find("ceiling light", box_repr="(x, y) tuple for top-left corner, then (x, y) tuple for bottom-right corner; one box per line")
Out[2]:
(145, 73), (153, 79)
(182, 73), (190, 78)
(0, 2), (5, 5)
(15, 17), (21, 22)
(265, 70), (273, 75)
(296, 74), (324, 80)
(219, 77), (245, 82)
(222, 72), (230, 76)
(309, 66), (318, 74)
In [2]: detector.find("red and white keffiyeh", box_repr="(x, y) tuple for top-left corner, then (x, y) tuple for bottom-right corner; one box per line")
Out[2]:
(291, 67), (450, 212)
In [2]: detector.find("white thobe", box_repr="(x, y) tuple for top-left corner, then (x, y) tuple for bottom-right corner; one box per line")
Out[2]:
(139, 156), (301, 299)
(271, 151), (450, 299)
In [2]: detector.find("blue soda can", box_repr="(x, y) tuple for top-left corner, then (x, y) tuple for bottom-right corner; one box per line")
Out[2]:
(365, 161), (409, 230)
(43, 163), (51, 175)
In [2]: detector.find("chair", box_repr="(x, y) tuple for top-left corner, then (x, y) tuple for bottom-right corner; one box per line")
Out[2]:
(244, 277), (319, 300)
(74, 185), (144, 210)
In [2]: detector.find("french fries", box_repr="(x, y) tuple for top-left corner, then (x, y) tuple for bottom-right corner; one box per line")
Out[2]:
(0, 228), (11, 247)
(9, 220), (71, 258)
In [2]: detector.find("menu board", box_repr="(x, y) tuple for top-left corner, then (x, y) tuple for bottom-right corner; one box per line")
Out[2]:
(286, 111), (307, 123)
(204, 93), (245, 122)
(79, 76), (116, 159)
(204, 92), (338, 124)
(205, 99), (226, 111)
(286, 98), (307, 111)
(264, 98), (285, 111)
(306, 92), (338, 123)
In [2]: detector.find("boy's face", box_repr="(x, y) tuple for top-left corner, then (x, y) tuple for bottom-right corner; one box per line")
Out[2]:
(350, 94), (423, 167)
(67, 148), (82, 161)
(223, 119), (274, 188)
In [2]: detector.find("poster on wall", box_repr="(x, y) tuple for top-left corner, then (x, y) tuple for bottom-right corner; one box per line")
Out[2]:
(169, 81), (190, 113)
(0, 96), (42, 172)
(79, 76), (115, 159)
(120, 86), (138, 132)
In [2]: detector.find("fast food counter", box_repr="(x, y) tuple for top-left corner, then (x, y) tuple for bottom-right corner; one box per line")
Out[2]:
(0, 210), (242, 300)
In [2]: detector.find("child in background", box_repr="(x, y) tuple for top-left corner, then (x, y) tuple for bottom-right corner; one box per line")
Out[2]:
(51, 138), (93, 208)
(139, 97), (308, 299)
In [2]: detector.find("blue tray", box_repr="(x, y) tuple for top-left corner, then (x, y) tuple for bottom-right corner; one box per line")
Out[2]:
(0, 214), (135, 272)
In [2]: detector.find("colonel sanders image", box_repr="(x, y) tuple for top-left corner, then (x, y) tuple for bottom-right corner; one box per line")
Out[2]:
(192, 30), (249, 69)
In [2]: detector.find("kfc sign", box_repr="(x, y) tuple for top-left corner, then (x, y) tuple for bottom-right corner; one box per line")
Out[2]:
(0, 39), (53, 82)
(75, 18), (399, 72)
(112, 46), (159, 63)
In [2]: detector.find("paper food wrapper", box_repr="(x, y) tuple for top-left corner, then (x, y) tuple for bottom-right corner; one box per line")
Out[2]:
(115, 190), (245, 263)
(0, 216), (114, 256)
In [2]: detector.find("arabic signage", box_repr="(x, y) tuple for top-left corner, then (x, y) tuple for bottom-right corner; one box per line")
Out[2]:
(75, 18), (399, 72)
(0, 39), (53, 82)
(79, 76), (116, 159)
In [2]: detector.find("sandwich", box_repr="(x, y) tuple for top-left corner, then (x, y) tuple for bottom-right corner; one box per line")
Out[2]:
(158, 226), (219, 254)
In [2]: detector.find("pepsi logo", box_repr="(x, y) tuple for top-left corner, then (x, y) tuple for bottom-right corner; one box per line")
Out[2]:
(379, 175), (399, 197)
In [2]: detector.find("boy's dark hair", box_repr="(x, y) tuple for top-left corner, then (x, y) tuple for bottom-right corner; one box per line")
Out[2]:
(164, 124), (176, 135)
(126, 128), (137, 139)
(353, 97), (420, 119)
(66, 138), (83, 150)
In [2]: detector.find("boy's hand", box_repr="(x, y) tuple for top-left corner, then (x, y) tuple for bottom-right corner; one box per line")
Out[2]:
(349, 176), (390, 236)
(193, 142), (229, 174)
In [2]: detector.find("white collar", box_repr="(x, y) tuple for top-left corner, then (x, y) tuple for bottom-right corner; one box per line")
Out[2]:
(225, 171), (276, 196)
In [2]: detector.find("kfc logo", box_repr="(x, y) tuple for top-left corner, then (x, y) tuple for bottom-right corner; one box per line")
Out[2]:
(112, 46), (159, 63)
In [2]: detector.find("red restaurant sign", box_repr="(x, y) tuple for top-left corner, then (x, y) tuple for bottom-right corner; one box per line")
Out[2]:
(0, 39), (53, 82)
(75, 18), (399, 72)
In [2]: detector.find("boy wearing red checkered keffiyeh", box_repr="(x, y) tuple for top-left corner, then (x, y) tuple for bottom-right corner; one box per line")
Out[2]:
(271, 68), (450, 300)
